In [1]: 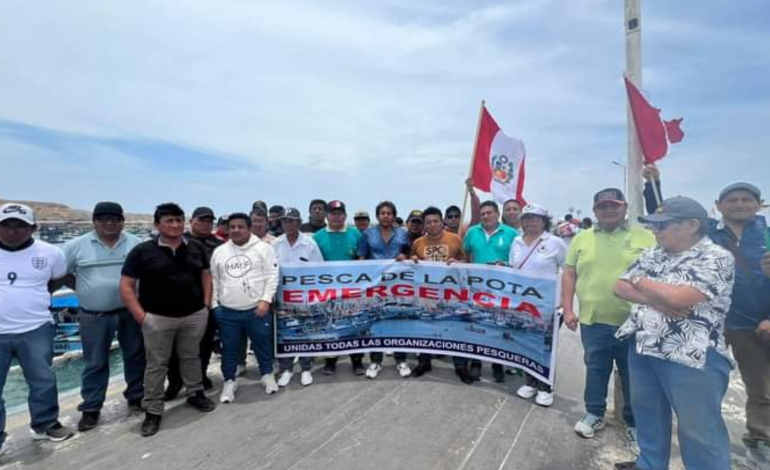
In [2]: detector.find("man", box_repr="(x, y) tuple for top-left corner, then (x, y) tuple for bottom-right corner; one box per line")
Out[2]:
(410, 206), (466, 377)
(163, 206), (223, 400)
(215, 215), (229, 241)
(251, 207), (277, 245)
(613, 197), (735, 470)
(300, 199), (328, 233)
(712, 182), (770, 469)
(62, 202), (144, 432)
(358, 201), (412, 379)
(210, 213), (279, 403)
(557, 214), (579, 243)
(562, 188), (655, 450)
(502, 199), (523, 231)
(353, 211), (371, 233)
(444, 205), (463, 234)
(120, 203), (215, 437)
(461, 200), (518, 383)
(313, 200), (366, 375)
(273, 208), (323, 387)
(0, 203), (75, 451)
(405, 210), (425, 246)
(268, 205), (285, 237)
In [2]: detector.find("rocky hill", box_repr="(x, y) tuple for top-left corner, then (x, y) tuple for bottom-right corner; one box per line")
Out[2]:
(0, 199), (153, 222)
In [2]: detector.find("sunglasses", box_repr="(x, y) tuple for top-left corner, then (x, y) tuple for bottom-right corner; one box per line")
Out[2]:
(445, 214), (461, 219)
(95, 216), (123, 223)
(646, 220), (680, 231)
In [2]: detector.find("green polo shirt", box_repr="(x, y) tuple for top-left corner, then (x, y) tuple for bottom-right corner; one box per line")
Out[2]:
(314, 226), (362, 261)
(463, 224), (518, 264)
(565, 225), (655, 326)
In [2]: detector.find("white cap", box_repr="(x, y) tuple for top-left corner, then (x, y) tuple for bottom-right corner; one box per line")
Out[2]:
(521, 203), (548, 218)
(0, 203), (35, 225)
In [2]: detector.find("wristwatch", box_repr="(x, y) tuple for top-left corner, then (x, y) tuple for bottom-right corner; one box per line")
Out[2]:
(630, 274), (645, 287)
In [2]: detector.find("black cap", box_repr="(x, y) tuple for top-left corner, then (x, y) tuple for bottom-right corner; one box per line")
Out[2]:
(192, 206), (215, 219)
(718, 182), (761, 202)
(638, 196), (708, 224)
(328, 200), (346, 213)
(281, 207), (302, 220)
(252, 200), (268, 213)
(593, 188), (626, 207)
(407, 210), (424, 222)
(269, 205), (285, 216)
(93, 202), (124, 218)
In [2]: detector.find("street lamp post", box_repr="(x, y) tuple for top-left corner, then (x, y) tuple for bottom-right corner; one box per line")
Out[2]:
(612, 160), (627, 194)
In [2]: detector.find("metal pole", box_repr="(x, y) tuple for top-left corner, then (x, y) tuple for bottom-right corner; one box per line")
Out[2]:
(625, 0), (643, 225)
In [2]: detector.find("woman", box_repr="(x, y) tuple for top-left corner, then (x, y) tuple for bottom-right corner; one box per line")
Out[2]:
(508, 203), (567, 407)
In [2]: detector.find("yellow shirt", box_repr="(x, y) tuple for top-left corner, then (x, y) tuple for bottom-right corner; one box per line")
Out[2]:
(565, 225), (655, 326)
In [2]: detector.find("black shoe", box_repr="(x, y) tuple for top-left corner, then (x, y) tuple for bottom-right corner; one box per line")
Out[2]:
(33, 421), (75, 442)
(410, 362), (432, 378)
(202, 376), (214, 390)
(77, 411), (100, 432)
(141, 413), (162, 437)
(163, 382), (183, 401)
(469, 361), (482, 381)
(186, 391), (215, 412)
(455, 367), (473, 385)
(614, 462), (639, 470)
(351, 359), (365, 376)
(127, 398), (144, 413)
(322, 359), (336, 376)
(492, 364), (505, 383)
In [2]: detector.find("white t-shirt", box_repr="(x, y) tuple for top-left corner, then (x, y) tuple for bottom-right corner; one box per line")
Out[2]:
(0, 240), (67, 334)
(508, 232), (567, 278)
(273, 233), (323, 264)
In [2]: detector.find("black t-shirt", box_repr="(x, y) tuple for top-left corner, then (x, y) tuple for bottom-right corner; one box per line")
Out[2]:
(299, 222), (327, 233)
(121, 238), (210, 317)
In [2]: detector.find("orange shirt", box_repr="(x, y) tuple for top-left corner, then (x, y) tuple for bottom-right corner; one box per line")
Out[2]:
(412, 232), (467, 262)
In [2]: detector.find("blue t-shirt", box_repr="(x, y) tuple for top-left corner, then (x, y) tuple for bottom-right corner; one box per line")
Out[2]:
(357, 226), (411, 260)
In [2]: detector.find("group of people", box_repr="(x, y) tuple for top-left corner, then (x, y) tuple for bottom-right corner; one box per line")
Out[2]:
(0, 174), (769, 470)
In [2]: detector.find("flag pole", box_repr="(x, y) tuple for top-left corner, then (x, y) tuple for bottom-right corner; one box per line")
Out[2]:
(461, 100), (486, 225)
(625, 0), (644, 225)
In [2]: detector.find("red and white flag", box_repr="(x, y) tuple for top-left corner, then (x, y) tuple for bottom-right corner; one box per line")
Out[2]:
(471, 106), (526, 204)
(624, 76), (684, 164)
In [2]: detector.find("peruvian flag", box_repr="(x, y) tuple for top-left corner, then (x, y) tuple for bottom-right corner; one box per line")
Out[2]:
(624, 76), (684, 164)
(471, 106), (526, 204)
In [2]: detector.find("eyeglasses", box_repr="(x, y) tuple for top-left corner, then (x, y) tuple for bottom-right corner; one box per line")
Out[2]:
(445, 214), (461, 219)
(95, 216), (123, 223)
(646, 220), (679, 231)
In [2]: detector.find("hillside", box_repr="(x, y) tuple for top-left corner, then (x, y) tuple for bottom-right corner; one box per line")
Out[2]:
(0, 199), (153, 222)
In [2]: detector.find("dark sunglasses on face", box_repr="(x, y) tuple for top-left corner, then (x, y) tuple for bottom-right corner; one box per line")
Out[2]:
(95, 216), (123, 223)
(647, 220), (679, 231)
(445, 214), (461, 219)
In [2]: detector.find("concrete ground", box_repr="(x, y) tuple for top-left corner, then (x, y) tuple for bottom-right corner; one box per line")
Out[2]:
(0, 329), (754, 470)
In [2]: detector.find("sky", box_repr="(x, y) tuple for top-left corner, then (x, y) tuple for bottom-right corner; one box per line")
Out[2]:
(0, 0), (768, 221)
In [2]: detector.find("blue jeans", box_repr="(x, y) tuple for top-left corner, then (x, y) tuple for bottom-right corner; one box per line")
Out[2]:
(0, 323), (60, 445)
(214, 306), (274, 380)
(580, 323), (634, 426)
(78, 308), (145, 412)
(630, 344), (731, 470)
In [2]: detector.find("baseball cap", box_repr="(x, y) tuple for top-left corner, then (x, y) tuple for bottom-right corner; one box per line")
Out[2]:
(252, 200), (268, 212)
(0, 203), (35, 225)
(718, 182), (761, 202)
(281, 207), (302, 220)
(269, 205), (285, 216)
(593, 188), (626, 207)
(353, 210), (370, 220)
(191, 206), (215, 219)
(93, 202), (124, 218)
(638, 196), (708, 224)
(407, 210), (424, 222)
(328, 200), (346, 213)
(521, 203), (549, 218)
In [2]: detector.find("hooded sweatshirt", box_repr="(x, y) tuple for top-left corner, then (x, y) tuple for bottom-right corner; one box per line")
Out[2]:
(210, 234), (279, 310)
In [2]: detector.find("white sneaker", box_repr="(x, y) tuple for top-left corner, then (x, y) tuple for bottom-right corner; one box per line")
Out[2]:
(365, 363), (382, 379)
(277, 370), (294, 387)
(236, 364), (246, 377)
(535, 391), (554, 407)
(300, 371), (313, 386)
(574, 413), (605, 439)
(516, 385), (538, 399)
(625, 427), (640, 456)
(220, 380), (238, 403)
(747, 441), (770, 470)
(396, 362), (412, 378)
(263, 374), (279, 394)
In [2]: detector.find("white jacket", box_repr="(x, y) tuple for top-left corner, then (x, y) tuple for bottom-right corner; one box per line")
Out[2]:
(210, 235), (279, 310)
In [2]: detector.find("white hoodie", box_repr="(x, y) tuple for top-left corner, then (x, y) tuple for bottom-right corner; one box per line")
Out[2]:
(210, 234), (279, 310)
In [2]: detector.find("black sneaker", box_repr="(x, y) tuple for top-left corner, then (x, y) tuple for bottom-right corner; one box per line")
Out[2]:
(186, 391), (215, 412)
(127, 398), (144, 413)
(492, 364), (505, 383)
(77, 411), (100, 432)
(469, 361), (482, 381)
(351, 359), (365, 376)
(163, 382), (183, 401)
(202, 376), (214, 390)
(455, 367), (473, 385)
(32, 422), (75, 442)
(322, 359), (336, 376)
(140, 413), (162, 437)
(614, 462), (639, 470)
(410, 362), (432, 378)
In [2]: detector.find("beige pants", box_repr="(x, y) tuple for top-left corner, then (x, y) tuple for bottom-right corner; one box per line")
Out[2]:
(141, 308), (208, 415)
(727, 328), (770, 446)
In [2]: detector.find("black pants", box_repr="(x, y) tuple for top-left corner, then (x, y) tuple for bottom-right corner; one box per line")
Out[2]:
(326, 354), (364, 366)
(167, 309), (217, 387)
(525, 372), (552, 392)
(370, 352), (406, 363)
